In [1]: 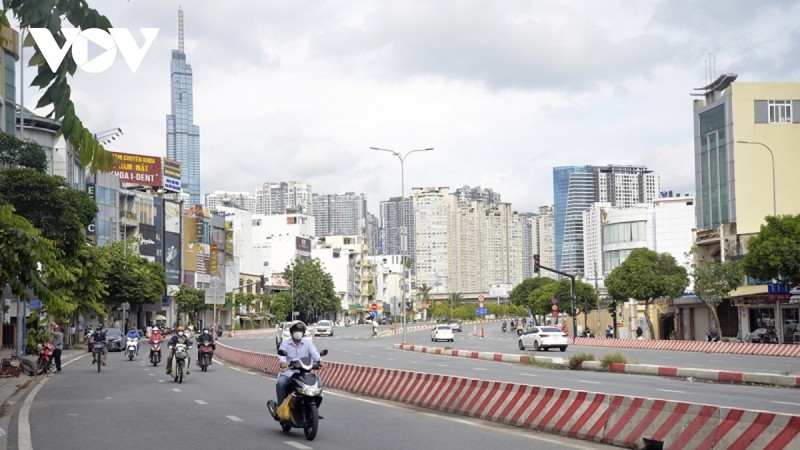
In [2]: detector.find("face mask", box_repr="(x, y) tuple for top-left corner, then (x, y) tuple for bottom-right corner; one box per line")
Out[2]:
(178, 331), (184, 337)
(292, 332), (303, 341)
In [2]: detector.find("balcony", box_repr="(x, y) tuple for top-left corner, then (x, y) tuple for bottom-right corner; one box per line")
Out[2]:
(119, 210), (138, 226)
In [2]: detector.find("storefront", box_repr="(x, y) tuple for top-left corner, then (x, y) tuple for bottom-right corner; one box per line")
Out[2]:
(731, 285), (799, 344)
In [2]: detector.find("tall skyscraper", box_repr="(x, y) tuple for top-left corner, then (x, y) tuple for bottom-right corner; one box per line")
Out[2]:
(379, 196), (415, 261)
(312, 192), (368, 237)
(166, 8), (201, 205)
(255, 181), (313, 215)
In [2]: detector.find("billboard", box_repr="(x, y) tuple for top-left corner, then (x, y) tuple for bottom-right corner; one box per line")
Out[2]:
(111, 151), (163, 187)
(138, 223), (157, 258)
(165, 200), (181, 233)
(165, 231), (181, 285)
(163, 158), (181, 193)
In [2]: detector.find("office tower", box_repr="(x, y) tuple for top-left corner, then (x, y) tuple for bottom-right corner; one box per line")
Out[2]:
(166, 8), (201, 205)
(379, 196), (415, 261)
(312, 192), (368, 237)
(255, 181), (312, 215)
(205, 191), (256, 212)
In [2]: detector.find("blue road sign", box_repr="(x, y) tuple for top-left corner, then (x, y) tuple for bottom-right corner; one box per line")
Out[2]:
(475, 307), (488, 315)
(27, 299), (42, 309)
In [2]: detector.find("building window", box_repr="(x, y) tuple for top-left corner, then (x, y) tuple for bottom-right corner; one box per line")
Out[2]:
(768, 100), (792, 123)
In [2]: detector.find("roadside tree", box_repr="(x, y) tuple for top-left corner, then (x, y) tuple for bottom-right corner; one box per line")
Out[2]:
(283, 258), (339, 323)
(742, 214), (800, 288)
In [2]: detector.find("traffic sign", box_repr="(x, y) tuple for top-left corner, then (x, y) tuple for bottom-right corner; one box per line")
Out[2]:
(370, 303), (379, 311)
(478, 295), (485, 302)
(478, 301), (485, 308)
(475, 307), (487, 315)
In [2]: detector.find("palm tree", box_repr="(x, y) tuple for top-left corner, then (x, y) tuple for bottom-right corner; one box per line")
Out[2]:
(448, 292), (463, 318)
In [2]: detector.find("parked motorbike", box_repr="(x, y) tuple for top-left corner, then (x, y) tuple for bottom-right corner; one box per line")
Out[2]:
(149, 336), (162, 366)
(198, 341), (214, 372)
(36, 342), (55, 375)
(126, 337), (139, 361)
(706, 330), (720, 342)
(267, 349), (329, 441)
(748, 328), (778, 344)
(171, 343), (190, 383)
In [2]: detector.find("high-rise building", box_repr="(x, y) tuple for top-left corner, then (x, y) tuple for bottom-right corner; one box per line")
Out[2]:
(365, 212), (379, 256)
(205, 191), (256, 212)
(1, 27), (19, 135)
(412, 187), (451, 293)
(554, 165), (660, 275)
(166, 8), (201, 205)
(255, 181), (312, 215)
(454, 185), (502, 208)
(312, 192), (368, 237)
(521, 206), (557, 280)
(379, 196), (415, 263)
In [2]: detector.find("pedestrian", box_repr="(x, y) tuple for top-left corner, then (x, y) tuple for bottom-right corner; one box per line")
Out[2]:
(69, 324), (76, 347)
(606, 325), (613, 338)
(636, 326), (644, 339)
(50, 322), (64, 373)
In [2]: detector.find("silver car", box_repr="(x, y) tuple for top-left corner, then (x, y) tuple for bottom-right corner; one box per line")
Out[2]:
(314, 320), (334, 337)
(275, 321), (313, 350)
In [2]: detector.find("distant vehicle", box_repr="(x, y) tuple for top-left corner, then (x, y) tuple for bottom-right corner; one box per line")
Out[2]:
(518, 326), (568, 352)
(431, 325), (455, 342)
(447, 320), (462, 332)
(276, 321), (313, 350)
(314, 320), (333, 337)
(103, 328), (123, 352)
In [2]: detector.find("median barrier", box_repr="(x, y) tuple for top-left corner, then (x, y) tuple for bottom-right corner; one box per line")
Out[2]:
(571, 337), (800, 357)
(216, 341), (800, 449)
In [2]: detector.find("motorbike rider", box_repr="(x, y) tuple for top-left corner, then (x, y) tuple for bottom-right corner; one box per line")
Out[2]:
(90, 326), (108, 366)
(165, 326), (193, 375)
(502, 320), (507, 332)
(126, 326), (141, 355)
(196, 328), (216, 366)
(272, 322), (322, 411)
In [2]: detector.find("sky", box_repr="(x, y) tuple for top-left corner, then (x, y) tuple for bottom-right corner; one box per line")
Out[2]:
(15, 0), (800, 215)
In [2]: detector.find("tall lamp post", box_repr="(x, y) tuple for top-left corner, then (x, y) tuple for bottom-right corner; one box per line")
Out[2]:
(736, 140), (776, 216)
(370, 146), (434, 344)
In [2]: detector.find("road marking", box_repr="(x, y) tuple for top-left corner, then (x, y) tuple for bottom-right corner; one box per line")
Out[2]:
(521, 373), (537, 377)
(370, 355), (377, 358)
(18, 376), (48, 450)
(195, 400), (208, 405)
(148, 373), (155, 376)
(658, 389), (685, 394)
(386, 358), (394, 361)
(172, 388), (182, 392)
(437, 364), (448, 367)
(227, 415), (243, 422)
(578, 380), (600, 384)
(473, 368), (486, 371)
(707, 360), (723, 363)
(284, 442), (312, 449)
(158, 379), (165, 383)
(773, 401), (800, 407)
(212, 359), (224, 366)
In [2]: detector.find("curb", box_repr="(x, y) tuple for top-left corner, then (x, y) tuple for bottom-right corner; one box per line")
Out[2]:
(569, 337), (800, 358)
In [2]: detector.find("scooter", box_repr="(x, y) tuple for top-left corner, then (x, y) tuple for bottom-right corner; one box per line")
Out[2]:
(126, 337), (138, 361)
(198, 341), (214, 372)
(706, 330), (720, 342)
(267, 349), (329, 441)
(501, 322), (507, 333)
(170, 343), (190, 383)
(149, 336), (162, 366)
(36, 342), (55, 375)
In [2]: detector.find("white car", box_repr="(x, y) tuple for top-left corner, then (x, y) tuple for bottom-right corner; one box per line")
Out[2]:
(275, 321), (313, 350)
(518, 326), (569, 352)
(314, 320), (334, 337)
(431, 325), (455, 342)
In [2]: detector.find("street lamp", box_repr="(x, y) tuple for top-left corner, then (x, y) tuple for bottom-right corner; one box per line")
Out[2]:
(371, 146), (434, 344)
(736, 140), (776, 216)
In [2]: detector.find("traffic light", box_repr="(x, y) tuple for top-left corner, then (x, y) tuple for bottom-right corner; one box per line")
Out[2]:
(534, 254), (540, 273)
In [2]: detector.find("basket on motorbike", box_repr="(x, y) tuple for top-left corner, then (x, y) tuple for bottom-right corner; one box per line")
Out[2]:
(276, 396), (294, 421)
(175, 347), (188, 360)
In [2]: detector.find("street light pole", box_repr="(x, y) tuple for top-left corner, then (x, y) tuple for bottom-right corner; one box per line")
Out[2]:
(736, 140), (776, 216)
(370, 146), (434, 344)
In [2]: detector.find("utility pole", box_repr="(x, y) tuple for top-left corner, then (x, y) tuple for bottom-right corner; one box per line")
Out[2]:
(534, 257), (579, 344)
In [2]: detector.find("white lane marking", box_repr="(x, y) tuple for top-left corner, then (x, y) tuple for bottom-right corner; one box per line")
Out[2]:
(284, 441), (312, 449)
(521, 373), (537, 377)
(18, 375), (49, 450)
(172, 388), (182, 392)
(437, 364), (448, 367)
(578, 380), (600, 384)
(773, 401), (800, 407)
(370, 355), (377, 358)
(386, 358), (394, 361)
(158, 379), (165, 383)
(658, 389), (685, 394)
(212, 359), (224, 366)
(195, 400), (208, 405)
(227, 415), (243, 422)
(409, 361), (418, 364)
(148, 373), (155, 376)
(707, 360), (723, 363)
(473, 368), (486, 371)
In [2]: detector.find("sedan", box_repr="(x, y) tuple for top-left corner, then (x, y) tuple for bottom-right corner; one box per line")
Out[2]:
(431, 325), (454, 342)
(103, 328), (124, 352)
(447, 320), (462, 332)
(314, 320), (334, 337)
(518, 326), (568, 352)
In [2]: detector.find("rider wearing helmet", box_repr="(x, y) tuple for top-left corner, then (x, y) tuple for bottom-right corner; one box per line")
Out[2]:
(166, 326), (193, 375)
(90, 326), (108, 366)
(270, 321), (321, 415)
(195, 327), (216, 366)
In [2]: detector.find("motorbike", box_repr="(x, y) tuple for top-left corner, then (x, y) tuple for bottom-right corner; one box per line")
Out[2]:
(198, 341), (214, 372)
(171, 342), (190, 383)
(516, 326), (524, 336)
(126, 337), (139, 361)
(36, 342), (55, 375)
(748, 328), (778, 344)
(149, 336), (163, 366)
(706, 330), (720, 342)
(501, 323), (507, 333)
(267, 349), (329, 441)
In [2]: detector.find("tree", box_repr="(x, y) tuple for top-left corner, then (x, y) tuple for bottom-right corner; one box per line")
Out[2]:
(0, 133), (47, 171)
(447, 292), (463, 317)
(605, 248), (689, 340)
(99, 241), (165, 321)
(269, 291), (293, 323)
(175, 285), (207, 325)
(742, 214), (800, 288)
(283, 258), (339, 323)
(691, 257), (744, 335)
(509, 277), (555, 307)
(46, 243), (110, 319)
(1, 1), (115, 172)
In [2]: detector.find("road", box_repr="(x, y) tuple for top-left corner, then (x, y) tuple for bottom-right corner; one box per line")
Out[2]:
(226, 324), (800, 415)
(16, 349), (614, 450)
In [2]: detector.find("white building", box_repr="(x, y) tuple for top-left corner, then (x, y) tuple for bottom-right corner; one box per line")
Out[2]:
(368, 255), (405, 316)
(255, 181), (313, 215)
(205, 191), (256, 212)
(413, 187), (451, 297)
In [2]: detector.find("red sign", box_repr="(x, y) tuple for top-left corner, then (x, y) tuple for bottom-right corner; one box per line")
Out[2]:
(110, 151), (163, 187)
(478, 295), (485, 302)
(370, 304), (378, 311)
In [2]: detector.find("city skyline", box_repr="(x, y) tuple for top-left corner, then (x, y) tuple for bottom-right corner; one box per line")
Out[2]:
(15, 1), (800, 214)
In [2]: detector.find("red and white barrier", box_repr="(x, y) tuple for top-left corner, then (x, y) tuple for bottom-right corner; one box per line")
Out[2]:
(571, 337), (800, 357)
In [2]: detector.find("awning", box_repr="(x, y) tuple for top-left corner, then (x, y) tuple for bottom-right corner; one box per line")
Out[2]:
(727, 285), (768, 298)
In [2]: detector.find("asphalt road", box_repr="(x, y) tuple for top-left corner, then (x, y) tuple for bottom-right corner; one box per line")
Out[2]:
(16, 349), (615, 450)
(226, 325), (800, 415)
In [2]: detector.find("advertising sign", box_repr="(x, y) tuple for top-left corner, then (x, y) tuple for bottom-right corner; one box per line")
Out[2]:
(111, 151), (163, 187)
(210, 244), (218, 276)
(164, 231), (181, 285)
(138, 223), (157, 258)
(163, 158), (182, 193)
(164, 200), (180, 233)
(296, 236), (311, 254)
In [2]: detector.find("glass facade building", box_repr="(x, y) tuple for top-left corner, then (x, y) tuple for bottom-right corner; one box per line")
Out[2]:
(553, 166), (595, 274)
(166, 8), (201, 205)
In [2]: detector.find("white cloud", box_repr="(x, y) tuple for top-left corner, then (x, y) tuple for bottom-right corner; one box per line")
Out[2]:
(17, 0), (800, 214)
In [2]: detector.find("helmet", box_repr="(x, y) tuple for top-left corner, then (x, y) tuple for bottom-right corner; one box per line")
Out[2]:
(289, 322), (306, 335)
(177, 326), (185, 332)
(152, 327), (159, 332)
(203, 329), (209, 334)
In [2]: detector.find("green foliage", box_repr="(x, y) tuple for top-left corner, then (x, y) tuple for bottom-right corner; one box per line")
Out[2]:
(2, 1), (116, 172)
(742, 214), (800, 288)
(526, 278), (598, 317)
(510, 277), (554, 306)
(0, 133), (47, 171)
(46, 244), (110, 318)
(98, 241), (165, 316)
(690, 253), (744, 332)
(269, 291), (293, 323)
(175, 285), (207, 324)
(569, 352), (596, 370)
(600, 352), (628, 369)
(283, 258), (340, 322)
(0, 168), (97, 255)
